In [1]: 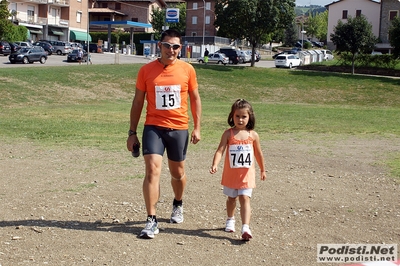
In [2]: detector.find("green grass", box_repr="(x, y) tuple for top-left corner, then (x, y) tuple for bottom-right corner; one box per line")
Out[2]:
(1, 64), (400, 178)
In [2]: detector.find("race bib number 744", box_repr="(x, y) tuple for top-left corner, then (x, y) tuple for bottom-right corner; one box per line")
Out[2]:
(155, 85), (181, 110)
(228, 144), (254, 168)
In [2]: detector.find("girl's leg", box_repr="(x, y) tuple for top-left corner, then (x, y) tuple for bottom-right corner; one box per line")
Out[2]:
(239, 195), (251, 226)
(226, 196), (236, 218)
(239, 195), (252, 240)
(225, 196), (236, 232)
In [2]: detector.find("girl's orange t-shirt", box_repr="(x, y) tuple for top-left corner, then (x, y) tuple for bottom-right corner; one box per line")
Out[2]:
(221, 129), (256, 189)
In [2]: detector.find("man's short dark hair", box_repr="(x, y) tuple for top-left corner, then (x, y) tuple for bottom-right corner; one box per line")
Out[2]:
(161, 29), (182, 44)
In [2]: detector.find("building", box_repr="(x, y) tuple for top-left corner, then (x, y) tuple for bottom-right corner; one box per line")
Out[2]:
(8, 0), (90, 42)
(7, 0), (170, 43)
(88, 0), (169, 33)
(184, 0), (216, 37)
(325, 0), (381, 50)
(378, 0), (400, 52)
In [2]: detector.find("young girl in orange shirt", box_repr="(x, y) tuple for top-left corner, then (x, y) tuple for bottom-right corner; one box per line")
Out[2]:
(210, 99), (267, 241)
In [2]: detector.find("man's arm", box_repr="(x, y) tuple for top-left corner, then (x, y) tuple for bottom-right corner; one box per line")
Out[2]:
(189, 89), (202, 144)
(127, 88), (145, 151)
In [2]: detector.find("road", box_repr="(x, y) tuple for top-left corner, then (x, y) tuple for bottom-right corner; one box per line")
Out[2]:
(0, 52), (275, 68)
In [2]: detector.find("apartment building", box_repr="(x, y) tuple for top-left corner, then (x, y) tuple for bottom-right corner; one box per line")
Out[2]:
(89, 0), (170, 33)
(326, 0), (381, 50)
(378, 0), (400, 50)
(8, 0), (90, 42)
(184, 0), (216, 37)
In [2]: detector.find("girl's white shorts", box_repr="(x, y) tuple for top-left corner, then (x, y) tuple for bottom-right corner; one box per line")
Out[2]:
(223, 186), (253, 198)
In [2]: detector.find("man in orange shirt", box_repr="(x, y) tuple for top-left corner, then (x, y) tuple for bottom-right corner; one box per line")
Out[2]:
(127, 29), (202, 239)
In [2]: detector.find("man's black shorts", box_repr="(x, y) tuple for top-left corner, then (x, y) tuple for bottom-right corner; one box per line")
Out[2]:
(142, 125), (188, 162)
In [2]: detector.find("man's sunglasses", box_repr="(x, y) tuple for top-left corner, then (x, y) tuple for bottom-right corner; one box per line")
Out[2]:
(161, 42), (181, 50)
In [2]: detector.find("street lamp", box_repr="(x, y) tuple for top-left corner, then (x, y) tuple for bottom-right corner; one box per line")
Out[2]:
(202, 0), (205, 56)
(301, 30), (306, 49)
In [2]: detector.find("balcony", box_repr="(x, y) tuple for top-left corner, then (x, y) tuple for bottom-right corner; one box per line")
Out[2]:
(16, 14), (47, 25)
(48, 18), (69, 27)
(47, 0), (69, 6)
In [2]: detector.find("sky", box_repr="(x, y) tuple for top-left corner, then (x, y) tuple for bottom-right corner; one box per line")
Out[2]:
(295, 0), (334, 6)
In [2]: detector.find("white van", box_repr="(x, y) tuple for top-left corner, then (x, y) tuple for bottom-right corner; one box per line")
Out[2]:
(320, 49), (334, 60)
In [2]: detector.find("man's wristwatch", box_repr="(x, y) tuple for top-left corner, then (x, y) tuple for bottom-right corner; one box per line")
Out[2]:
(128, 130), (137, 136)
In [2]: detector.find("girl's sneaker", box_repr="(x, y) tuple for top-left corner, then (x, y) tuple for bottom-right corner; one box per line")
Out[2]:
(241, 225), (252, 241)
(225, 218), (235, 232)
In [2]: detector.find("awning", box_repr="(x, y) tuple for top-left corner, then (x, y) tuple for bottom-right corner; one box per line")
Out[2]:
(29, 29), (43, 34)
(51, 29), (64, 36)
(70, 30), (92, 42)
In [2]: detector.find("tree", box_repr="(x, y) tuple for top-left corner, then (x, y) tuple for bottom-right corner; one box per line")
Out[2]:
(305, 10), (328, 43)
(150, 3), (186, 40)
(0, 0), (12, 39)
(0, 0), (27, 41)
(214, 0), (295, 67)
(389, 16), (400, 59)
(330, 15), (378, 74)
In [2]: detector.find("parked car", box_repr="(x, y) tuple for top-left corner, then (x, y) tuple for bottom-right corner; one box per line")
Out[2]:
(70, 42), (83, 50)
(46, 41), (72, 55)
(245, 50), (261, 62)
(0, 40), (11, 56)
(312, 41), (324, 48)
(197, 53), (229, 65)
(320, 49), (334, 60)
(67, 49), (88, 62)
(83, 43), (99, 53)
(9, 46), (48, 64)
(14, 41), (33, 48)
(216, 47), (241, 64)
(238, 51), (251, 63)
(295, 39), (313, 48)
(9, 42), (21, 53)
(275, 54), (302, 68)
(32, 41), (54, 55)
(272, 48), (300, 59)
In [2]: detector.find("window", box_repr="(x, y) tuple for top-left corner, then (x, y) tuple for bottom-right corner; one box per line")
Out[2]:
(115, 3), (121, 10)
(342, 10), (348, 19)
(192, 16), (197, 25)
(356, 10), (361, 17)
(389, 11), (398, 21)
(191, 32), (197, 37)
(206, 2), (211, 10)
(193, 3), (198, 10)
(76, 11), (82, 23)
(131, 18), (138, 22)
(27, 6), (35, 23)
(205, 15), (210, 25)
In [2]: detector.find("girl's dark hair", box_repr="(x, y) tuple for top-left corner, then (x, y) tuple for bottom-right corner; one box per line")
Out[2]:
(161, 29), (182, 43)
(227, 99), (255, 130)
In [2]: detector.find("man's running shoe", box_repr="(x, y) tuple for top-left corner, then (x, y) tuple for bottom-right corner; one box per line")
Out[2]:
(139, 217), (159, 239)
(225, 218), (235, 232)
(170, 205), (184, 223)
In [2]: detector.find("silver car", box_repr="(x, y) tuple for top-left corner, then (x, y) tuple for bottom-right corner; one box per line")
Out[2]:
(197, 53), (229, 65)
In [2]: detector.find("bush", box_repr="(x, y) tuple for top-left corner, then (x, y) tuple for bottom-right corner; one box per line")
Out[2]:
(337, 52), (398, 69)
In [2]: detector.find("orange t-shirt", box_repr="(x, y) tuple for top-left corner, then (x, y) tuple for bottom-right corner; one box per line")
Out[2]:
(136, 59), (198, 130)
(221, 129), (256, 189)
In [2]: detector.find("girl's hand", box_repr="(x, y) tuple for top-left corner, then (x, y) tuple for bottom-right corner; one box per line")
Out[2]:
(209, 166), (218, 174)
(260, 171), (267, 181)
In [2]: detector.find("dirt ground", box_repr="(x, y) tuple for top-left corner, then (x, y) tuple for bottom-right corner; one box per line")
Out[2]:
(0, 134), (399, 266)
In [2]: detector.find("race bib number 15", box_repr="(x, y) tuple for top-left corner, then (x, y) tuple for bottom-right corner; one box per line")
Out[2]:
(155, 85), (181, 110)
(228, 144), (253, 168)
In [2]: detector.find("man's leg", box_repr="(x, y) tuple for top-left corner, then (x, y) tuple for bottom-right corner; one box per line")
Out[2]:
(169, 160), (186, 201)
(143, 154), (163, 215)
(168, 160), (186, 223)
